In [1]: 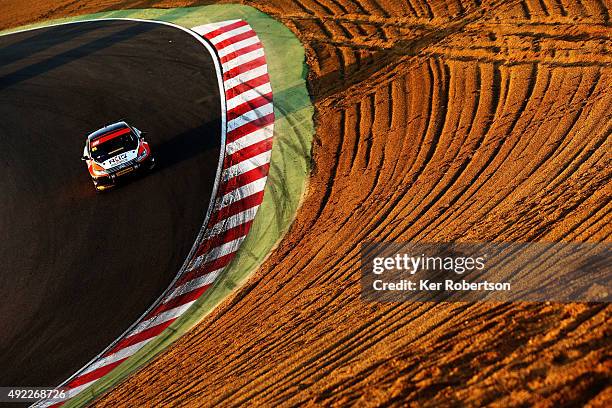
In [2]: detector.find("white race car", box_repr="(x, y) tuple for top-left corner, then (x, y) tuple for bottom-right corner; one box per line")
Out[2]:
(82, 121), (155, 191)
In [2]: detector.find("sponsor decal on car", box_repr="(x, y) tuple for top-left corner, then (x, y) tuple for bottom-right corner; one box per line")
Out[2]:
(116, 167), (135, 176)
(107, 153), (128, 166)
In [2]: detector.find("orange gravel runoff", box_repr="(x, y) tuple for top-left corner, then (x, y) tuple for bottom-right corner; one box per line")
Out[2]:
(2, 0), (610, 406)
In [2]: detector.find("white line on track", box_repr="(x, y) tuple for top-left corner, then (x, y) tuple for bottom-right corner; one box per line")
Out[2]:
(218, 36), (261, 58)
(227, 103), (274, 132)
(189, 236), (247, 270)
(222, 47), (266, 72)
(225, 124), (274, 155)
(226, 83), (273, 110)
(224, 65), (269, 90)
(209, 25), (253, 45)
(129, 301), (196, 336)
(163, 269), (223, 303)
(209, 205), (261, 236)
(222, 151), (272, 182)
(79, 339), (154, 376)
(217, 177), (268, 209)
(192, 20), (242, 35)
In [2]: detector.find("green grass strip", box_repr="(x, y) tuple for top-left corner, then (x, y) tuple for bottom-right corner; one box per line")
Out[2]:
(3, 5), (313, 407)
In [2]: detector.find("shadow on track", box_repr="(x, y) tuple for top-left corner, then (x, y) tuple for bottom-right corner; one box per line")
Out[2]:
(154, 119), (220, 172)
(0, 22), (156, 91)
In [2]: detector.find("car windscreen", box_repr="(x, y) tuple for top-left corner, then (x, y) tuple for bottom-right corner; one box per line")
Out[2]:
(90, 131), (137, 162)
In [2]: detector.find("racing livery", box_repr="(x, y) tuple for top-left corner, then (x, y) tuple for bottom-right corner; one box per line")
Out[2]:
(82, 121), (155, 191)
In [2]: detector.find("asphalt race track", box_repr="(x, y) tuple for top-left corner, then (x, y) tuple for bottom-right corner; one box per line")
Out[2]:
(0, 20), (221, 387)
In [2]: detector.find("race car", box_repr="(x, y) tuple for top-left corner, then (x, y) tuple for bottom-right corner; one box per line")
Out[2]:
(82, 121), (155, 191)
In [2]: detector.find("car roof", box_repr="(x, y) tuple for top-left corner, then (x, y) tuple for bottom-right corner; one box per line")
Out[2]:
(87, 121), (130, 141)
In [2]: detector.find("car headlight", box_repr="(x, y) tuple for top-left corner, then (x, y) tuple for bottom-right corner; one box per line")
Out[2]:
(90, 162), (108, 177)
(137, 144), (149, 161)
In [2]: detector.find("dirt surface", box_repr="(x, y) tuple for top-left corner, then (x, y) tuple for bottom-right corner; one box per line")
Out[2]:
(0, 20), (220, 387)
(1, 0), (610, 407)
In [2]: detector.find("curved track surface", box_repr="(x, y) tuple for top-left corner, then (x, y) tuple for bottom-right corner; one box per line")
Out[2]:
(0, 20), (220, 387)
